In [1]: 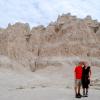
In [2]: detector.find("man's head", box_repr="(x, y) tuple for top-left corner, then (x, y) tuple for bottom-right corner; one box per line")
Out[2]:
(79, 61), (84, 65)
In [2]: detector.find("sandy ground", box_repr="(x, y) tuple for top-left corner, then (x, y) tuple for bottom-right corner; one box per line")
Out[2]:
(0, 61), (100, 100)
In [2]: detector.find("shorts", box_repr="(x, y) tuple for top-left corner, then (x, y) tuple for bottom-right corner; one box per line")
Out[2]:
(82, 79), (90, 88)
(75, 79), (82, 87)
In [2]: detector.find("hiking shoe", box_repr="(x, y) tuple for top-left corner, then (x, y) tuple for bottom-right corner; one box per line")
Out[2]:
(78, 93), (82, 98)
(75, 94), (78, 98)
(85, 94), (88, 97)
(75, 94), (79, 98)
(75, 94), (81, 98)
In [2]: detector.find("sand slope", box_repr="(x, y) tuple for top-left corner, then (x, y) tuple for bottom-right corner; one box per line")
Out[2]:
(0, 61), (100, 100)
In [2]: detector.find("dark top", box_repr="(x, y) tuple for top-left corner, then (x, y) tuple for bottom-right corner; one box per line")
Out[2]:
(82, 66), (91, 88)
(82, 66), (90, 80)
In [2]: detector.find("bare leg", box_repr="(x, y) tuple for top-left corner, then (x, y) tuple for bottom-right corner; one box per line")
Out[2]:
(86, 88), (88, 96)
(83, 88), (85, 96)
(78, 85), (81, 94)
(75, 86), (77, 95)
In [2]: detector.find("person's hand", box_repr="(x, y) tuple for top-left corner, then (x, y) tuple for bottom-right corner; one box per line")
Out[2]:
(88, 77), (91, 80)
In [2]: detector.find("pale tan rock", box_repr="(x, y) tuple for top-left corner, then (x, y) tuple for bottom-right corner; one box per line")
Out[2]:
(0, 14), (100, 71)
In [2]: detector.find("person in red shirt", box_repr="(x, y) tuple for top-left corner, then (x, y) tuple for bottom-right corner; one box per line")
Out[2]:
(74, 62), (83, 98)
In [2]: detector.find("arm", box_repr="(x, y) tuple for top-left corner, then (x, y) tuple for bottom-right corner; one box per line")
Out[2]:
(74, 67), (76, 79)
(88, 67), (91, 79)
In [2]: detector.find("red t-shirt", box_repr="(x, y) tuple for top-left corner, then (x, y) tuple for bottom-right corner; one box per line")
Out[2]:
(74, 65), (82, 79)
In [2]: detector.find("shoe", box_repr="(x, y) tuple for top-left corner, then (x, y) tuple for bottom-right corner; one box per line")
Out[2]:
(85, 94), (88, 97)
(75, 93), (81, 98)
(75, 94), (80, 98)
(78, 93), (82, 97)
(75, 94), (78, 98)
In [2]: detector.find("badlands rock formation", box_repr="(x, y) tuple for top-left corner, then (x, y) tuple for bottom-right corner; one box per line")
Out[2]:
(0, 13), (100, 71)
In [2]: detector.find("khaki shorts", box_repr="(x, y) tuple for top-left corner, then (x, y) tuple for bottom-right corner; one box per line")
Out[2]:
(75, 79), (82, 87)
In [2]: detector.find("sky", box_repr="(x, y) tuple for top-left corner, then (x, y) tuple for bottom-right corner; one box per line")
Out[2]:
(0, 0), (100, 28)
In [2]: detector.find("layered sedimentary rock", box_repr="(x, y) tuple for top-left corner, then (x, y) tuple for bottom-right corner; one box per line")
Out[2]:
(0, 13), (100, 71)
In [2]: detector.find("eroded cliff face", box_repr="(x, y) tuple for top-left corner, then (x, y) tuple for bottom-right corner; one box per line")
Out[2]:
(0, 14), (100, 71)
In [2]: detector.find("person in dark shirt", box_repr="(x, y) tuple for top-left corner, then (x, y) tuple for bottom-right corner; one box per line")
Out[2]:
(82, 62), (91, 97)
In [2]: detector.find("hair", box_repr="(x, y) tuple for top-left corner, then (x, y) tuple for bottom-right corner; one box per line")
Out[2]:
(79, 61), (85, 65)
